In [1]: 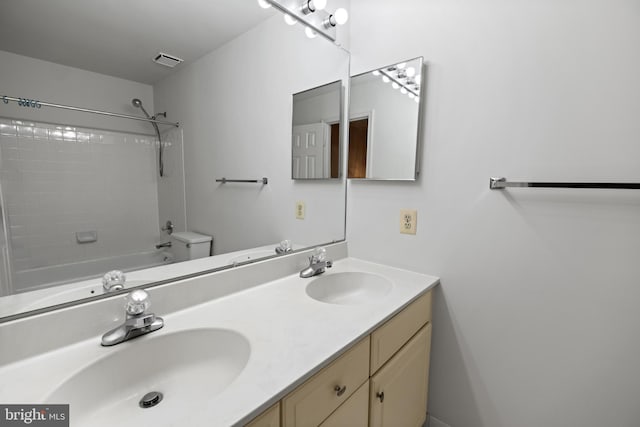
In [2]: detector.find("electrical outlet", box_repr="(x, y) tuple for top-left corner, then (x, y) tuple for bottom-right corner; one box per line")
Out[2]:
(296, 201), (305, 220)
(400, 209), (417, 235)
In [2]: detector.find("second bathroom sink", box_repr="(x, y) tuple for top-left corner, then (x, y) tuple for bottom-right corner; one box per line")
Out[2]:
(305, 272), (393, 305)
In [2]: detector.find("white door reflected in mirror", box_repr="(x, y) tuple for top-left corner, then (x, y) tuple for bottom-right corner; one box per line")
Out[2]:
(292, 123), (329, 179)
(291, 80), (342, 180)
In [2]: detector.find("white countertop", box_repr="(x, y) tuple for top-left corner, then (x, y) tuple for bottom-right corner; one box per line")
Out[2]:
(0, 257), (439, 426)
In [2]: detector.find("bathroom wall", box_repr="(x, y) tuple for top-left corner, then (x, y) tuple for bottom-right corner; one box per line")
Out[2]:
(347, 1), (640, 427)
(292, 89), (341, 125)
(0, 51), (165, 293)
(153, 12), (350, 254)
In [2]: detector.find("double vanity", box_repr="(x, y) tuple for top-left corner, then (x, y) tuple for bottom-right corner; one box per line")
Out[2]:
(0, 243), (439, 426)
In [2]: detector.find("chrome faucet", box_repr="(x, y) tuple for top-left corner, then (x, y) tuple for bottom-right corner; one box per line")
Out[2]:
(101, 290), (164, 346)
(300, 247), (333, 278)
(102, 270), (126, 293)
(155, 241), (172, 249)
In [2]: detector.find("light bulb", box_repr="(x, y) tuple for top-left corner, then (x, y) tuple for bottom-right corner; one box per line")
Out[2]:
(312, 0), (327, 11)
(392, 82), (400, 89)
(305, 26), (317, 38)
(257, 0), (271, 8)
(284, 14), (297, 25)
(406, 67), (416, 77)
(397, 62), (406, 69)
(372, 70), (381, 76)
(400, 87), (408, 94)
(333, 8), (349, 25)
(408, 93), (415, 99)
(382, 76), (390, 83)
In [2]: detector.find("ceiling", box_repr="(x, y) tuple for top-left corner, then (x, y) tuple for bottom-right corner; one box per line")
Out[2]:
(0, 0), (276, 85)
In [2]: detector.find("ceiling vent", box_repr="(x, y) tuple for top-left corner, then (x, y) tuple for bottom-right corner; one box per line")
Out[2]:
(153, 53), (183, 68)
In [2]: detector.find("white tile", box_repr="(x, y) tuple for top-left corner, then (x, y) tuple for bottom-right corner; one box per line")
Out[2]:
(16, 125), (34, 138)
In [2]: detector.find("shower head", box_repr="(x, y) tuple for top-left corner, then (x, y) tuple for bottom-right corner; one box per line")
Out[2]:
(131, 98), (151, 119)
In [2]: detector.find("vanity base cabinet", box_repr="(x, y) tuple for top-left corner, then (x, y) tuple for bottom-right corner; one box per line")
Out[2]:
(369, 324), (432, 427)
(244, 289), (433, 427)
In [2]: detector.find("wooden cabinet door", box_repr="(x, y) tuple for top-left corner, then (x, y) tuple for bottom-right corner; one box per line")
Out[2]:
(369, 324), (432, 427)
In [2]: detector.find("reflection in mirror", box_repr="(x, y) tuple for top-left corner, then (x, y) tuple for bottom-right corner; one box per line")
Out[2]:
(348, 57), (424, 180)
(0, 1), (349, 320)
(291, 80), (342, 179)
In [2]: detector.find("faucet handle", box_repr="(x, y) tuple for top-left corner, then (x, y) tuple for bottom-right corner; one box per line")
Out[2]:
(161, 220), (174, 235)
(310, 247), (327, 263)
(125, 290), (151, 316)
(102, 270), (126, 292)
(276, 239), (293, 254)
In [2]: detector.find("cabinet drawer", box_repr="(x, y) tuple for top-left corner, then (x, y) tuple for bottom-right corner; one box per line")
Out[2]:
(282, 336), (370, 427)
(319, 380), (369, 427)
(370, 290), (432, 374)
(245, 402), (280, 427)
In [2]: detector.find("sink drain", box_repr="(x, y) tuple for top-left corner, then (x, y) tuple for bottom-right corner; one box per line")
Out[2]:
(139, 391), (163, 408)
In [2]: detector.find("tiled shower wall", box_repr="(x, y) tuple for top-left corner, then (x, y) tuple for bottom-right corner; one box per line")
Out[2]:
(0, 117), (162, 292)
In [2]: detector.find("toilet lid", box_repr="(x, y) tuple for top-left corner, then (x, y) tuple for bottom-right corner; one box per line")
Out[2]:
(171, 231), (212, 244)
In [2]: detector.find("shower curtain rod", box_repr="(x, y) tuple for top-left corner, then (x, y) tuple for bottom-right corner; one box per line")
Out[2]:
(2, 95), (179, 127)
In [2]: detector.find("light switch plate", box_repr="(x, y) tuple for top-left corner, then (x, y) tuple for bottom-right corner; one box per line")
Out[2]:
(400, 209), (417, 234)
(296, 201), (305, 220)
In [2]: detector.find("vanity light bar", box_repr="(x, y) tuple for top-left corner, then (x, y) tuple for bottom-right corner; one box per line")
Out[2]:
(379, 69), (419, 97)
(257, 0), (348, 43)
(373, 60), (422, 101)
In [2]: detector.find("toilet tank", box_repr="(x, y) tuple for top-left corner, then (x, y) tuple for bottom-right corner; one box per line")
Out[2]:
(169, 232), (212, 262)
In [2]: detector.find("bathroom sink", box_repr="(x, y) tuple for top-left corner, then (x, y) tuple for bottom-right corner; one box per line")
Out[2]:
(47, 328), (250, 426)
(305, 272), (393, 305)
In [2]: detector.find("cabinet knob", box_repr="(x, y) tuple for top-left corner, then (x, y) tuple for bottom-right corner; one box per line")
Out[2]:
(334, 385), (347, 397)
(376, 391), (385, 403)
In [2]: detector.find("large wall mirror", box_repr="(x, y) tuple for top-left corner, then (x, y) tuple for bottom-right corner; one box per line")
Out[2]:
(348, 57), (424, 181)
(0, 1), (349, 320)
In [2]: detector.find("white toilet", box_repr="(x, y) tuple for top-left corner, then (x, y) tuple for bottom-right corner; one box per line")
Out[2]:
(169, 231), (213, 262)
